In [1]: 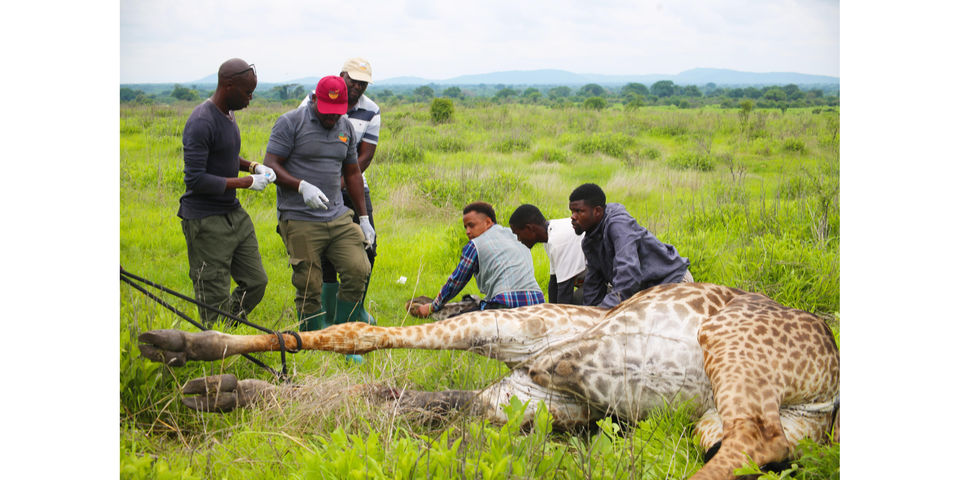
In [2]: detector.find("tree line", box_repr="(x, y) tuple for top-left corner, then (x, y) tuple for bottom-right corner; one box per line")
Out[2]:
(120, 79), (838, 110)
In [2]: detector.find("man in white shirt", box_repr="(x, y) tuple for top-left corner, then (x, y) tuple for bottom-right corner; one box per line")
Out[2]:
(509, 204), (586, 305)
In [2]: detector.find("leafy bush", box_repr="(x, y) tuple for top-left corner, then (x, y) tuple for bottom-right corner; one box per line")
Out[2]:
(666, 152), (715, 171)
(573, 133), (635, 158)
(380, 142), (424, 163)
(583, 96), (607, 110)
(429, 136), (467, 153)
(430, 97), (455, 124)
(529, 147), (573, 163)
(782, 137), (807, 153)
(492, 136), (531, 153)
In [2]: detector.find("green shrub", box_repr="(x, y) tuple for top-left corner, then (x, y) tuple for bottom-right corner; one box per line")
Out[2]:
(529, 147), (572, 163)
(381, 142), (424, 163)
(640, 146), (662, 160)
(430, 136), (467, 153)
(666, 152), (715, 171)
(572, 133), (635, 158)
(492, 136), (531, 153)
(583, 96), (607, 110)
(430, 97), (455, 124)
(782, 137), (807, 153)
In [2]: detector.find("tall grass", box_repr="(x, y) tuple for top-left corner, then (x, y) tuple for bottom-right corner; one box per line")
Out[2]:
(120, 100), (839, 478)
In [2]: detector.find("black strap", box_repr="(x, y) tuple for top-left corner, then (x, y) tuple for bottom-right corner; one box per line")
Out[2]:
(121, 266), (298, 382)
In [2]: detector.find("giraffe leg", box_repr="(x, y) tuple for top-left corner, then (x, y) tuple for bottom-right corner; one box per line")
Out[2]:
(692, 294), (839, 480)
(180, 374), (277, 412)
(139, 303), (601, 367)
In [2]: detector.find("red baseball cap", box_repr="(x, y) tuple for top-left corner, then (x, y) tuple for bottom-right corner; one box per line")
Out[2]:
(314, 76), (348, 115)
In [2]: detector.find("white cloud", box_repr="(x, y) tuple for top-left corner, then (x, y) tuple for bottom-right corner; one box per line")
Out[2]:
(120, 0), (839, 83)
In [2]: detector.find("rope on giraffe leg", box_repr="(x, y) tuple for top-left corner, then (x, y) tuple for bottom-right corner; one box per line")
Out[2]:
(121, 266), (301, 384)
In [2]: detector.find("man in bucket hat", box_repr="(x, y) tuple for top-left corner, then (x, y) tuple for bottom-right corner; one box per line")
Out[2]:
(265, 75), (376, 363)
(300, 59), (381, 327)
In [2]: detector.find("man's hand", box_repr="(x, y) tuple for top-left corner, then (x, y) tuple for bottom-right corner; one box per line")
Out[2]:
(410, 303), (432, 318)
(359, 216), (376, 250)
(254, 164), (276, 183)
(298, 180), (329, 210)
(248, 174), (270, 191)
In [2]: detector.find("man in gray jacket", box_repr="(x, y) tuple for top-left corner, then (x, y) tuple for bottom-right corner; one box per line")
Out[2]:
(568, 183), (693, 308)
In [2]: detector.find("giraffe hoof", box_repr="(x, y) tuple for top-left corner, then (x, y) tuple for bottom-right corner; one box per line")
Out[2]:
(182, 391), (239, 412)
(182, 374), (238, 395)
(139, 329), (187, 352)
(181, 374), (240, 412)
(138, 344), (187, 366)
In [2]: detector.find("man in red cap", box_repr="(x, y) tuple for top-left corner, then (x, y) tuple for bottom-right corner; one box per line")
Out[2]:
(263, 76), (375, 362)
(299, 58), (381, 336)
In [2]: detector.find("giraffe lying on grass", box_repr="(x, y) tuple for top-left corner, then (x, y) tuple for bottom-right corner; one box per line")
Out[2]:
(139, 282), (839, 480)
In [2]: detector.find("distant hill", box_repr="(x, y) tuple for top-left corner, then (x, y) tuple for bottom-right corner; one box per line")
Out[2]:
(132, 67), (837, 89)
(376, 68), (838, 86)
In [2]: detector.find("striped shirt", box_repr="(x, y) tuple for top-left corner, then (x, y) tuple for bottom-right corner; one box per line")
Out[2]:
(432, 241), (545, 311)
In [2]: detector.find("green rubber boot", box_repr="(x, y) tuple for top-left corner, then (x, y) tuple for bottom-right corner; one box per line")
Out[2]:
(298, 309), (325, 331)
(334, 297), (375, 364)
(320, 282), (340, 330)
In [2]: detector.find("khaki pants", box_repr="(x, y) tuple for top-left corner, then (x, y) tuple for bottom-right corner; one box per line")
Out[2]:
(181, 207), (268, 326)
(278, 212), (371, 314)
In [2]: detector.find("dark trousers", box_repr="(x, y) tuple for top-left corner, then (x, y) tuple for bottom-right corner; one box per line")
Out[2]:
(181, 207), (268, 326)
(322, 187), (376, 283)
(548, 272), (585, 305)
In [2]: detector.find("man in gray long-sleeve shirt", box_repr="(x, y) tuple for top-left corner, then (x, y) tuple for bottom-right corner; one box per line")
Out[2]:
(178, 58), (275, 326)
(568, 183), (693, 308)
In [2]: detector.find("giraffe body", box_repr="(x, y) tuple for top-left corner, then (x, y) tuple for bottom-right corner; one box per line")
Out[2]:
(139, 283), (839, 480)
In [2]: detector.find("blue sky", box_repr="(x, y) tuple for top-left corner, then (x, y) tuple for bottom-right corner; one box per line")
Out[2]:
(120, 0), (839, 83)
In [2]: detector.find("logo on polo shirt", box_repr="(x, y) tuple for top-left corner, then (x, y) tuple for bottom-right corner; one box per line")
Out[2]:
(338, 133), (348, 143)
(328, 90), (340, 100)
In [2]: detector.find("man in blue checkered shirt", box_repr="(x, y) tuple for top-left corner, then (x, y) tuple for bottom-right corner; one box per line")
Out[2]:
(410, 202), (544, 318)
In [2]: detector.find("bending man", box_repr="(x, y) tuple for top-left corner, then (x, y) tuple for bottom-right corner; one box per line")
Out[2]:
(569, 183), (693, 308)
(411, 202), (544, 318)
(508, 204), (586, 305)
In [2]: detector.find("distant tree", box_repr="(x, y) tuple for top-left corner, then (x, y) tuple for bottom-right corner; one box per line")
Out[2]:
(494, 88), (518, 100)
(267, 84), (302, 101)
(621, 82), (648, 97)
(763, 87), (787, 101)
(583, 96), (607, 110)
(807, 89), (824, 98)
(579, 83), (606, 97)
(624, 94), (644, 110)
(743, 87), (762, 99)
(681, 85), (702, 97)
(651, 80), (676, 98)
(782, 84), (803, 100)
(120, 87), (143, 102)
(380, 89), (394, 98)
(548, 86), (571, 99)
(442, 86), (463, 99)
(430, 98), (455, 123)
(727, 88), (745, 98)
(171, 84), (199, 101)
(522, 88), (542, 103)
(413, 85), (435, 100)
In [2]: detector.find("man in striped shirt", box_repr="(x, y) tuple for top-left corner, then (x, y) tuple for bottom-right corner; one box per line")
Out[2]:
(411, 202), (544, 319)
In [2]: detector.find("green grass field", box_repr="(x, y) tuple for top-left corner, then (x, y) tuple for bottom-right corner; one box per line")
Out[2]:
(120, 99), (839, 479)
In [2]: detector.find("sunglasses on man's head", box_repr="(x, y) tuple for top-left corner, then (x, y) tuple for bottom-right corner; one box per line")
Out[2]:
(229, 64), (256, 77)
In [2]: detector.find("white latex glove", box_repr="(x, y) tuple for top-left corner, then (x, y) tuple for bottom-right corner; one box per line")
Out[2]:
(248, 174), (269, 191)
(298, 180), (329, 210)
(359, 215), (376, 250)
(254, 164), (276, 183)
